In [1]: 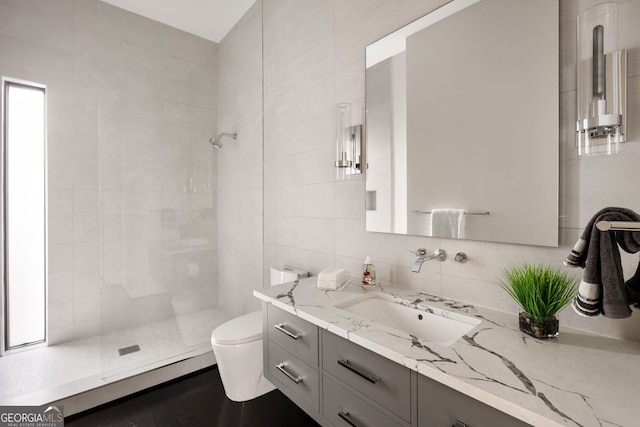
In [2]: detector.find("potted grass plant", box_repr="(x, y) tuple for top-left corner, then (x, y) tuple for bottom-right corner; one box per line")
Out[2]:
(499, 263), (578, 339)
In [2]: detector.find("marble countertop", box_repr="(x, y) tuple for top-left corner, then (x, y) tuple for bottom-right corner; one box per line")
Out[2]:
(254, 277), (640, 427)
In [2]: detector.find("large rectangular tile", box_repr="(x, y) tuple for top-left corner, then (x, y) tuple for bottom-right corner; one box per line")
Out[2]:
(275, 216), (334, 253)
(275, 147), (334, 187)
(275, 183), (334, 218)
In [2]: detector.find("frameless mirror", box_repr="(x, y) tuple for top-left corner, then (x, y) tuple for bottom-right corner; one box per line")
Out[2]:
(365, 0), (559, 247)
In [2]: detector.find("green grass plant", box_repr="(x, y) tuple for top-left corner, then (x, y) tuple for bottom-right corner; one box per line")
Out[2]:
(499, 263), (578, 318)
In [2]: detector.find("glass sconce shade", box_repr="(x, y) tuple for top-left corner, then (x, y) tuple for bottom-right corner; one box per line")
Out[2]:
(335, 103), (352, 170)
(576, 3), (627, 156)
(335, 103), (363, 180)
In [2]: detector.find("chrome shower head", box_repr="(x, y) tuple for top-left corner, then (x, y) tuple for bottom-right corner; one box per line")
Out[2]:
(209, 132), (237, 149)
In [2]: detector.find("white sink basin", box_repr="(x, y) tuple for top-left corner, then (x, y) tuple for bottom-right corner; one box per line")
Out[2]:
(335, 293), (480, 347)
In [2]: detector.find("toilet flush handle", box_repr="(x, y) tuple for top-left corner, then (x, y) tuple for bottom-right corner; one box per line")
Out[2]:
(274, 323), (301, 340)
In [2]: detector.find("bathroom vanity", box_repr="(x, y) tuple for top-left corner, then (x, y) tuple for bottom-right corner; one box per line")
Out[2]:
(255, 277), (640, 427)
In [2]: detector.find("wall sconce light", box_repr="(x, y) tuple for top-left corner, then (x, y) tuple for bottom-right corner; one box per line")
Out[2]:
(335, 103), (363, 181)
(576, 3), (627, 156)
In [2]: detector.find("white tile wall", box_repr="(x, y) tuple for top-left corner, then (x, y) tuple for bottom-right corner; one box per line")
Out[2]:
(263, 0), (640, 342)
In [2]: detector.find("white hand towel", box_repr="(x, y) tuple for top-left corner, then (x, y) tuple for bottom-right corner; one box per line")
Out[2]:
(430, 208), (465, 238)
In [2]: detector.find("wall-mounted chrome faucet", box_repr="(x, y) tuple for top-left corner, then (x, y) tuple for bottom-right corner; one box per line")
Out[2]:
(410, 248), (446, 273)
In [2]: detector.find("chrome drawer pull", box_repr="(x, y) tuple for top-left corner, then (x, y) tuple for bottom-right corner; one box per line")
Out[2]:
(453, 421), (468, 427)
(337, 359), (381, 384)
(338, 409), (361, 427)
(276, 362), (303, 384)
(274, 323), (301, 340)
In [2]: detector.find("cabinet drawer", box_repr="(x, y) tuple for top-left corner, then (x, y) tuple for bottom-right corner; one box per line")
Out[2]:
(268, 341), (319, 411)
(323, 374), (403, 427)
(418, 375), (531, 427)
(268, 304), (318, 366)
(322, 330), (411, 421)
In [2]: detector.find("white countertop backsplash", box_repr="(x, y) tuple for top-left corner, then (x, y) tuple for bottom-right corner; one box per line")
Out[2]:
(254, 277), (640, 427)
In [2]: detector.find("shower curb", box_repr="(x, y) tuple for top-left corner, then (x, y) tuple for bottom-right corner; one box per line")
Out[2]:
(49, 351), (216, 416)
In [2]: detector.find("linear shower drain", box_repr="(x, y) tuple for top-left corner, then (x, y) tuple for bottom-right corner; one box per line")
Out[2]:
(118, 344), (141, 356)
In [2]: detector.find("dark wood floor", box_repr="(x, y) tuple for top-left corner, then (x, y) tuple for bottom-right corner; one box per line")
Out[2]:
(65, 366), (319, 427)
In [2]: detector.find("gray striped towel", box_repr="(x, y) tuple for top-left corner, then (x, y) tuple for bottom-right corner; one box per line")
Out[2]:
(564, 207), (640, 318)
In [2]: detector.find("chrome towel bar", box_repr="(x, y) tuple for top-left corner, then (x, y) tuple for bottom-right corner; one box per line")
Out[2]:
(596, 220), (640, 232)
(410, 210), (490, 216)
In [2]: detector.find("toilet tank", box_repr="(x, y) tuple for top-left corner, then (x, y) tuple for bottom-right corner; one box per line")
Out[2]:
(270, 266), (308, 286)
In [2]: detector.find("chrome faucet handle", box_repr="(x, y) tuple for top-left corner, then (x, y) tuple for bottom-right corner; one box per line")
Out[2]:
(433, 249), (447, 261)
(410, 248), (427, 256)
(454, 252), (467, 263)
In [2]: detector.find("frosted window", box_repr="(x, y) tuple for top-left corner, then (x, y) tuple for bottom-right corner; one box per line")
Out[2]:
(3, 80), (46, 351)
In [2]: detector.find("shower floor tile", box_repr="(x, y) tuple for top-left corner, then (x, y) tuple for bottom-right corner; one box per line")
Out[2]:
(0, 308), (230, 404)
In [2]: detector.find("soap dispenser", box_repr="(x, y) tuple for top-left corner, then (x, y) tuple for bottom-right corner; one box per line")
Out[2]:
(361, 256), (376, 288)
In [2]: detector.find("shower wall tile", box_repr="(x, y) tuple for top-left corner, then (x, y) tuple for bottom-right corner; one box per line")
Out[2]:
(73, 162), (100, 189)
(161, 55), (217, 89)
(98, 3), (162, 50)
(164, 77), (217, 110)
(48, 271), (74, 301)
(73, 319), (100, 340)
(49, 161), (74, 189)
(49, 243), (73, 272)
(0, 4), (73, 52)
(47, 104), (75, 135)
(73, 293), (101, 325)
(0, 35), (74, 78)
(162, 27), (217, 68)
(49, 216), (73, 245)
(73, 0), (98, 33)
(102, 216), (122, 241)
(73, 55), (100, 85)
(48, 298), (74, 330)
(49, 189), (74, 216)
(99, 63), (162, 98)
(48, 133), (75, 163)
(72, 134), (99, 164)
(73, 215), (100, 243)
(1, 0), (219, 341)
(73, 242), (100, 270)
(97, 35), (155, 71)
(100, 190), (122, 215)
(41, 75), (75, 109)
(0, 0), (74, 26)
(73, 189), (100, 215)
(74, 83), (98, 112)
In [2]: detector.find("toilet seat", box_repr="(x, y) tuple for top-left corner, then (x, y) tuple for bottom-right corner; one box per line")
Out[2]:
(211, 310), (262, 345)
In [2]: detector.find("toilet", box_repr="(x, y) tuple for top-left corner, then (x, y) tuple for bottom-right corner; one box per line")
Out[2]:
(210, 266), (308, 402)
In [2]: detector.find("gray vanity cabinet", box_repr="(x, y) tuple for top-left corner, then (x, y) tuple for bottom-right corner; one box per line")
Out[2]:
(417, 375), (531, 427)
(323, 374), (404, 427)
(263, 303), (530, 427)
(321, 330), (413, 425)
(268, 303), (318, 365)
(264, 304), (321, 415)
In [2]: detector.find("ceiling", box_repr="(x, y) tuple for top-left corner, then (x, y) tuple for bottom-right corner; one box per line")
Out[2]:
(101, 0), (256, 43)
